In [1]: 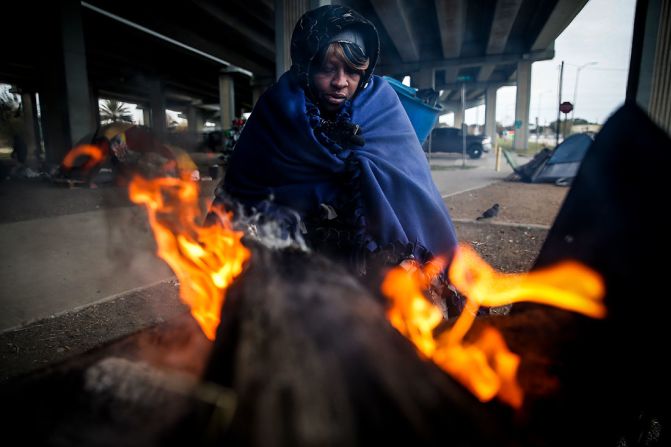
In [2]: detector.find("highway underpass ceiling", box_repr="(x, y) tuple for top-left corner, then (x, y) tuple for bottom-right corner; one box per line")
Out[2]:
(3, 0), (585, 109)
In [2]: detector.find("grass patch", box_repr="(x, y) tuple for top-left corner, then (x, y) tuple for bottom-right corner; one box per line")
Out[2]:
(497, 139), (551, 157)
(430, 165), (477, 171)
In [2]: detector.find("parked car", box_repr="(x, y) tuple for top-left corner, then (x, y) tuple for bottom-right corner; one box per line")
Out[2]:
(428, 127), (491, 159)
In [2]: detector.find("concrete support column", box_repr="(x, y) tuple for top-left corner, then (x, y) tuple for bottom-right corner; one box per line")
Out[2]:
(20, 92), (40, 163)
(484, 85), (498, 147)
(39, 0), (94, 164)
(646, 0), (671, 134)
(413, 68), (436, 89)
(142, 108), (151, 127)
(453, 108), (464, 129)
(275, 0), (328, 80)
(186, 106), (199, 133)
(219, 72), (235, 130)
(148, 79), (167, 139)
(514, 61), (532, 151)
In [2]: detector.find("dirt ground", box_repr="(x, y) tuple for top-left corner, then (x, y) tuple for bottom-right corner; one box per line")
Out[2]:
(443, 181), (569, 273)
(444, 181), (569, 227)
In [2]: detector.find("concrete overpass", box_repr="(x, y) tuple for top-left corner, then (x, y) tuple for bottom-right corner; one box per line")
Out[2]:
(3, 0), (590, 166)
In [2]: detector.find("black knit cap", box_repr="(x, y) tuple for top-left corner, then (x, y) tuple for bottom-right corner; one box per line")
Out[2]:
(290, 5), (380, 94)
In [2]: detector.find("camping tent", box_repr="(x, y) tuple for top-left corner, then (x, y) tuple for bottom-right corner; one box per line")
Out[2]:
(507, 133), (594, 184)
(533, 133), (593, 183)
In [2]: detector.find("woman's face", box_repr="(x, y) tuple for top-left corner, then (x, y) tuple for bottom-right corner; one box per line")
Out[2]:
(312, 54), (361, 112)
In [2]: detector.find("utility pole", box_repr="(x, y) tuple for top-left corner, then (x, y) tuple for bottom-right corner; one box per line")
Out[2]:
(461, 82), (466, 168)
(571, 61), (597, 124)
(555, 61), (564, 147)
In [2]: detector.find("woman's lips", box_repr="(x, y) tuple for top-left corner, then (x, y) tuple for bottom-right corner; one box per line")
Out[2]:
(326, 94), (347, 104)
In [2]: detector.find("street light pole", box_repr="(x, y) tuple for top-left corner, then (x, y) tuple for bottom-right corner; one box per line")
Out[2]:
(571, 62), (597, 123)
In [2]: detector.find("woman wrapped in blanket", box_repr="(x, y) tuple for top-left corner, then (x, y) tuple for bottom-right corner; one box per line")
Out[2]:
(216, 5), (462, 314)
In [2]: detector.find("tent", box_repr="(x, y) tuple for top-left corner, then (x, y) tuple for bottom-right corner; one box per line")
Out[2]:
(533, 133), (593, 183)
(505, 133), (594, 185)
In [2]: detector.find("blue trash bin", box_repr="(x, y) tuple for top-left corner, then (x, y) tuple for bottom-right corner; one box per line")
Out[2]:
(384, 76), (443, 144)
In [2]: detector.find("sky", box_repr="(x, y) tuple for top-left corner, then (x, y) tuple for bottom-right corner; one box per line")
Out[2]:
(463, 0), (637, 127)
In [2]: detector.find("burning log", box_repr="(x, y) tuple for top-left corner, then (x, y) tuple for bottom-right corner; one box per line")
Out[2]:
(198, 244), (517, 447)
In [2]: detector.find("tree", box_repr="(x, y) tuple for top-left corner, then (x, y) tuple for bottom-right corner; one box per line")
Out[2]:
(0, 84), (23, 141)
(99, 99), (134, 124)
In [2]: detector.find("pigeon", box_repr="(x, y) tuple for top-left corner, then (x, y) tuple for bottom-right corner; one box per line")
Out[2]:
(476, 203), (500, 220)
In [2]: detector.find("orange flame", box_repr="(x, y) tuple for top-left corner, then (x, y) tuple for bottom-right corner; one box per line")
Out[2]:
(129, 175), (250, 340)
(62, 144), (105, 171)
(381, 243), (605, 408)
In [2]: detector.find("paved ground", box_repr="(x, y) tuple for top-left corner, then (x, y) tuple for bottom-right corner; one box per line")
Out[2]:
(0, 179), (218, 332)
(0, 152), (517, 333)
(427, 151), (517, 197)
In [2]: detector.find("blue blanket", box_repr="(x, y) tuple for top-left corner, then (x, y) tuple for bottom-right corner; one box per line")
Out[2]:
(222, 72), (457, 263)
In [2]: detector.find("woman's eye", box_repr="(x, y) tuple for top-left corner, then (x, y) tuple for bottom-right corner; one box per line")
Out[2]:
(321, 66), (336, 73)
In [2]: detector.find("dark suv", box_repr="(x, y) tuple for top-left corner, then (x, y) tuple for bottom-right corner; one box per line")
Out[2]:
(428, 127), (491, 159)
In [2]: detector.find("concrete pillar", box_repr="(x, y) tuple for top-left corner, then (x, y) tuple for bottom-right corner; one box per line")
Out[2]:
(90, 89), (101, 129)
(514, 61), (532, 151)
(413, 68), (436, 89)
(39, 0), (94, 164)
(219, 72), (235, 131)
(186, 106), (198, 133)
(142, 108), (151, 127)
(148, 79), (167, 139)
(453, 108), (464, 129)
(275, 0), (328, 80)
(484, 85), (498, 147)
(20, 92), (40, 163)
(629, 0), (671, 134)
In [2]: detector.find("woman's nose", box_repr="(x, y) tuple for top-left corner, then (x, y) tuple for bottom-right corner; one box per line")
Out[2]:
(331, 70), (348, 88)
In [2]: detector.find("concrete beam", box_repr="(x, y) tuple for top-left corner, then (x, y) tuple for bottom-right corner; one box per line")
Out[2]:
(440, 98), (484, 112)
(478, 0), (523, 84)
(438, 80), (514, 90)
(193, 0), (275, 55)
(444, 66), (460, 84)
(413, 68), (436, 89)
(486, 0), (524, 54)
(370, 0), (420, 62)
(532, 0), (589, 51)
(377, 49), (554, 73)
(466, 88), (484, 101)
(513, 61), (531, 151)
(477, 64), (496, 82)
(81, 2), (263, 77)
(435, 0), (465, 58)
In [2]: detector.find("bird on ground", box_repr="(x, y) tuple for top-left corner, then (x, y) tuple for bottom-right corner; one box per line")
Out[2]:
(476, 203), (500, 221)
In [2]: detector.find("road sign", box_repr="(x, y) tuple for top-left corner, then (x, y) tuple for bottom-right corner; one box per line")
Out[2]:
(560, 101), (573, 114)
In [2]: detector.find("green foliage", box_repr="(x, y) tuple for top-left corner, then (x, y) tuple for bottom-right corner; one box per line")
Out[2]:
(99, 99), (134, 124)
(0, 85), (23, 141)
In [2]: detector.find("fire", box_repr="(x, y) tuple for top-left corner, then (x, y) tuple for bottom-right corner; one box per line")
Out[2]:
(62, 144), (105, 171)
(129, 175), (250, 340)
(382, 243), (605, 408)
